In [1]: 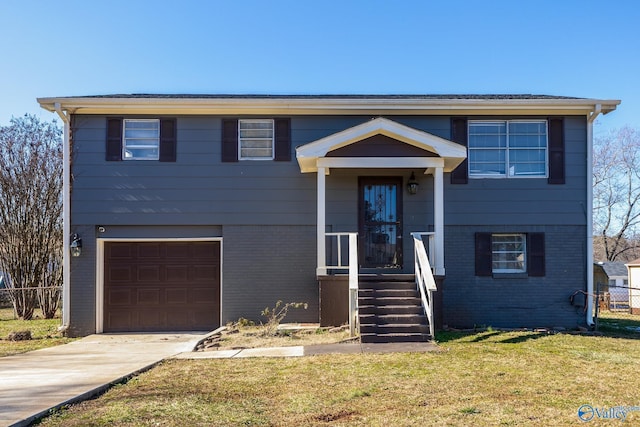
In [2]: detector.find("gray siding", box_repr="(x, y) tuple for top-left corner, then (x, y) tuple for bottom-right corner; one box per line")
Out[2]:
(445, 116), (588, 226)
(67, 113), (590, 334)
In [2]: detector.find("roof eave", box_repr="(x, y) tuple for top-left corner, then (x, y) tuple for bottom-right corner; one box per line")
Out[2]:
(37, 96), (621, 116)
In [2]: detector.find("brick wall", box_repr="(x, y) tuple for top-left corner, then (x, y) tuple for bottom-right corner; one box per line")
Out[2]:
(442, 225), (586, 329)
(222, 225), (318, 324)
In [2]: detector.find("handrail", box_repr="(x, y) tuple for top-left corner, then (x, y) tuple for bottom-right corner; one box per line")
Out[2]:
(324, 232), (359, 337)
(411, 232), (437, 338)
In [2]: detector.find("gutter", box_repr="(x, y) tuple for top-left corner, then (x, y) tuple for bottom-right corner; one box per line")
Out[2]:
(586, 104), (602, 327)
(54, 103), (71, 332)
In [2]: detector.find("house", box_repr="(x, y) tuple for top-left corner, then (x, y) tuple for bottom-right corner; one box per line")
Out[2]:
(37, 94), (620, 339)
(594, 261), (629, 308)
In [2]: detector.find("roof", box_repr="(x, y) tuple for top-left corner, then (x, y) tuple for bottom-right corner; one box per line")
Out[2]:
(37, 94), (620, 117)
(626, 258), (640, 266)
(295, 117), (467, 173)
(595, 261), (628, 276)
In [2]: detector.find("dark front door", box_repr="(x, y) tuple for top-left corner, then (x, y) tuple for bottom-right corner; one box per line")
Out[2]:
(359, 177), (403, 269)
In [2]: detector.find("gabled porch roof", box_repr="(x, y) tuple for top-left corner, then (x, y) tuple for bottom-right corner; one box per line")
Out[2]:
(295, 117), (467, 173)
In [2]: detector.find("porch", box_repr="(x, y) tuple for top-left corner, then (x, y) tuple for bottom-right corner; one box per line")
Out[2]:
(294, 117), (466, 342)
(318, 232), (442, 342)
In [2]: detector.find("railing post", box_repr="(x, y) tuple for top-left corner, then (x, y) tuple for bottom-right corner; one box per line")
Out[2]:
(348, 233), (358, 337)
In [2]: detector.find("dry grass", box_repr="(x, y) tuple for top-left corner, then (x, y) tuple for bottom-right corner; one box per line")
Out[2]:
(38, 330), (640, 426)
(207, 323), (353, 350)
(0, 308), (74, 356)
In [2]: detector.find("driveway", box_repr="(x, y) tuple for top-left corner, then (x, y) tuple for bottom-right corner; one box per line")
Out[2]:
(0, 332), (207, 427)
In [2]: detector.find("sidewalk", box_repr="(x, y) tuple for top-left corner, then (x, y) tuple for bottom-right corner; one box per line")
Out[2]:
(174, 341), (438, 359)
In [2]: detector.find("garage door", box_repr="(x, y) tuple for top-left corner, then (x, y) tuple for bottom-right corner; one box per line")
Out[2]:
(104, 241), (221, 332)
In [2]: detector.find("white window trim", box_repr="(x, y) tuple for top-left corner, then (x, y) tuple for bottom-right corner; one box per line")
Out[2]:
(469, 120), (548, 179)
(492, 233), (527, 274)
(123, 119), (160, 161)
(238, 119), (275, 161)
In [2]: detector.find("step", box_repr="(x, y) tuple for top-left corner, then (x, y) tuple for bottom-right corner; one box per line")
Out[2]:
(358, 304), (424, 315)
(358, 296), (422, 306)
(361, 333), (431, 343)
(359, 281), (416, 291)
(358, 288), (419, 298)
(359, 313), (428, 325)
(360, 323), (430, 335)
(359, 274), (415, 282)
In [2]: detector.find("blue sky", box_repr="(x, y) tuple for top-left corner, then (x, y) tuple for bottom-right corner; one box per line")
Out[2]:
(0, 0), (638, 135)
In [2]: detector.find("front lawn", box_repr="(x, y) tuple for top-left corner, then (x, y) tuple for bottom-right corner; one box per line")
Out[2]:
(37, 330), (640, 426)
(0, 308), (74, 356)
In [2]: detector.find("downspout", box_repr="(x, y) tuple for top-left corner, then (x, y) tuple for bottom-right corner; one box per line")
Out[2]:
(54, 103), (71, 332)
(586, 104), (601, 327)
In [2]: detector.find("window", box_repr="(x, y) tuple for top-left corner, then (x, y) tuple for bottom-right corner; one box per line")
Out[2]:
(106, 118), (176, 162)
(238, 119), (274, 160)
(492, 234), (526, 273)
(475, 232), (545, 277)
(222, 118), (290, 162)
(468, 120), (547, 178)
(123, 119), (160, 160)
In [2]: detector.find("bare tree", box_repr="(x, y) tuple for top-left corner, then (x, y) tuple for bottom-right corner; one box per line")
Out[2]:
(593, 126), (640, 262)
(0, 115), (62, 319)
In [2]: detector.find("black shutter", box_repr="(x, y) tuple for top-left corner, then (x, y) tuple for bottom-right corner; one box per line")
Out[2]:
(159, 118), (177, 162)
(106, 118), (123, 161)
(528, 233), (545, 276)
(222, 119), (238, 162)
(274, 118), (291, 161)
(548, 118), (564, 184)
(450, 117), (468, 184)
(475, 232), (492, 276)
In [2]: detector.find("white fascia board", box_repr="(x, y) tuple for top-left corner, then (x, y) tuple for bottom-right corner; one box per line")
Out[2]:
(37, 96), (621, 116)
(317, 157), (445, 170)
(296, 117), (466, 173)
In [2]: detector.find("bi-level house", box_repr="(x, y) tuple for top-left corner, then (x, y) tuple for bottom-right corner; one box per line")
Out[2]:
(38, 94), (619, 340)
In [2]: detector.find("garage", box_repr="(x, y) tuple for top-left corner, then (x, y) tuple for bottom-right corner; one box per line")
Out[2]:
(103, 240), (221, 332)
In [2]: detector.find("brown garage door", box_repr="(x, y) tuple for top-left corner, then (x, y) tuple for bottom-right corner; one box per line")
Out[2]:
(104, 241), (221, 332)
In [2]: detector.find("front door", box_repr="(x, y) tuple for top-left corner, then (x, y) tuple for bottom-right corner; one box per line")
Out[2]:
(358, 177), (403, 269)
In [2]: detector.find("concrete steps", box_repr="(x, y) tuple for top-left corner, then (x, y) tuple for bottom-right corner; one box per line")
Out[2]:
(358, 276), (431, 343)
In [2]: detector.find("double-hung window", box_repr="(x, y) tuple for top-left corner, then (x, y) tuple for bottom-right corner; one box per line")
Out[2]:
(492, 234), (526, 273)
(123, 119), (160, 160)
(468, 120), (548, 178)
(239, 119), (274, 160)
(475, 232), (545, 277)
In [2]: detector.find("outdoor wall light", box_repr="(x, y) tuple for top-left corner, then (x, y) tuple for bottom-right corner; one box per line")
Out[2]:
(70, 233), (82, 257)
(407, 172), (419, 195)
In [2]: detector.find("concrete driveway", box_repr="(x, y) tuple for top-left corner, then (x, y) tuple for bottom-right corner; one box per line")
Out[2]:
(0, 332), (207, 427)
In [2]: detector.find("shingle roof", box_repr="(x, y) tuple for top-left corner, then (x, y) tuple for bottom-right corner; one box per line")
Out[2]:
(596, 261), (628, 277)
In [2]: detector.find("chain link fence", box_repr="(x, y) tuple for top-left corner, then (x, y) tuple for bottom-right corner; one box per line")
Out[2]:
(594, 283), (640, 334)
(0, 287), (62, 317)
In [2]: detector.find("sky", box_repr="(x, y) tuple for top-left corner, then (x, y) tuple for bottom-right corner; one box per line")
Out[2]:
(1, 0), (638, 136)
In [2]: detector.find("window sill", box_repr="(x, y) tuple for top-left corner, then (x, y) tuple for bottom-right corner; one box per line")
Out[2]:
(492, 273), (528, 279)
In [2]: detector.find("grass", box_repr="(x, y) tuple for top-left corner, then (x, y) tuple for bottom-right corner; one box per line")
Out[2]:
(0, 307), (74, 356)
(36, 329), (640, 426)
(596, 310), (640, 335)
(207, 323), (353, 350)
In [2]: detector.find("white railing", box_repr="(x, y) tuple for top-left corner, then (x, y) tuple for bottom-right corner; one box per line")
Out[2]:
(324, 232), (359, 337)
(411, 232), (437, 338)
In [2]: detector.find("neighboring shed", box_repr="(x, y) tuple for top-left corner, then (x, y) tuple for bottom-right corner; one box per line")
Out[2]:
(627, 259), (640, 314)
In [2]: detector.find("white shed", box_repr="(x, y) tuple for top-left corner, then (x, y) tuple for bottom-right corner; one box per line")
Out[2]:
(626, 258), (640, 315)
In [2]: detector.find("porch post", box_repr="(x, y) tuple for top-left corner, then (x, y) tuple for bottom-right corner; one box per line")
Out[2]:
(317, 167), (326, 275)
(433, 166), (445, 275)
